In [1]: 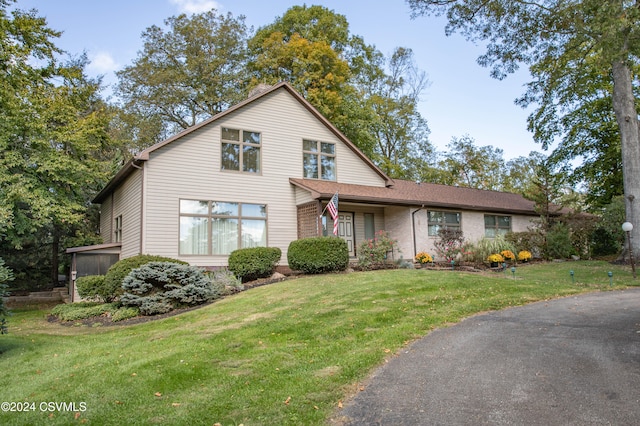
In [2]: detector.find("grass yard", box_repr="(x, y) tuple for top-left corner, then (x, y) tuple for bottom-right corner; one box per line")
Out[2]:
(0, 261), (636, 425)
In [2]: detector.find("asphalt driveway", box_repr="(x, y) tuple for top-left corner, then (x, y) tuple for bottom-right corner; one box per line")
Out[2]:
(334, 288), (640, 425)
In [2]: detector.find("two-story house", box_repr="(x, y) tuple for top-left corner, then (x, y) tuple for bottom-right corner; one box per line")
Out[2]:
(67, 82), (543, 299)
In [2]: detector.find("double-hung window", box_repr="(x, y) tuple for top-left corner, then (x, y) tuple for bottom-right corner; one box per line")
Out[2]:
(484, 215), (511, 237)
(221, 127), (261, 173)
(114, 215), (122, 243)
(427, 211), (461, 236)
(303, 139), (336, 180)
(179, 200), (267, 255)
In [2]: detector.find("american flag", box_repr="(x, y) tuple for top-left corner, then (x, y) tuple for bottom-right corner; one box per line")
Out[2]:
(327, 192), (339, 235)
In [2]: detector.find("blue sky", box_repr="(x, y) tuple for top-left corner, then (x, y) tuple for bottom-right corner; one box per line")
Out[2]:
(15, 0), (542, 160)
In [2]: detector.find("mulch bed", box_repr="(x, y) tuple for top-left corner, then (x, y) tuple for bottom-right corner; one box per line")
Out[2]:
(46, 273), (291, 328)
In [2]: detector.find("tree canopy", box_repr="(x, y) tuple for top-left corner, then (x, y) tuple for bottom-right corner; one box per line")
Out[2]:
(408, 0), (640, 252)
(0, 1), (120, 286)
(115, 10), (252, 143)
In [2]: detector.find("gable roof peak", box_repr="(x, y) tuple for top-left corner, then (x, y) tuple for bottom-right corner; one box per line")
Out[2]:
(248, 83), (274, 98)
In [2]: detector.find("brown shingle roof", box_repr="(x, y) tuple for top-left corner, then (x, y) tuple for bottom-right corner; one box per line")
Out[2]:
(290, 178), (541, 215)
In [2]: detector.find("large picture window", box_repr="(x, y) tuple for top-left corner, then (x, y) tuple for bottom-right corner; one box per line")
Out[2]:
(179, 199), (267, 255)
(221, 127), (261, 173)
(303, 139), (335, 180)
(427, 211), (461, 236)
(484, 215), (511, 237)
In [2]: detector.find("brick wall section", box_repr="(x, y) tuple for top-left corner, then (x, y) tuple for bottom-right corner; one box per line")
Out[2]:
(297, 201), (321, 239)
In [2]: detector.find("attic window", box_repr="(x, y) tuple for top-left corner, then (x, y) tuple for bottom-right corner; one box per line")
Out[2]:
(303, 139), (335, 180)
(221, 127), (261, 173)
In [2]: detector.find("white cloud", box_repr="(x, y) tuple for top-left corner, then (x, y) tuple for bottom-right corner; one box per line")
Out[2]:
(88, 51), (119, 74)
(169, 0), (220, 14)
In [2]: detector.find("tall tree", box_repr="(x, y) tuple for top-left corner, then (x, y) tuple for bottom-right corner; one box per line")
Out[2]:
(0, 2), (114, 287)
(249, 5), (433, 173)
(437, 135), (506, 190)
(408, 0), (640, 253)
(502, 151), (547, 195)
(249, 30), (353, 129)
(368, 47), (434, 179)
(116, 10), (251, 144)
(248, 5), (380, 156)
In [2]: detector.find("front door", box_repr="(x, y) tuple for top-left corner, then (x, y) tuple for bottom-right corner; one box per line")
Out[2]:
(338, 213), (355, 256)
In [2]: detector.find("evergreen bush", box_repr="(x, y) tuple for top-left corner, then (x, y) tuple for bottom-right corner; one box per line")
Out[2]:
(102, 255), (189, 302)
(288, 237), (349, 274)
(546, 223), (575, 259)
(590, 227), (620, 256)
(120, 262), (219, 315)
(76, 275), (108, 302)
(228, 247), (281, 282)
(111, 306), (140, 322)
(51, 302), (118, 322)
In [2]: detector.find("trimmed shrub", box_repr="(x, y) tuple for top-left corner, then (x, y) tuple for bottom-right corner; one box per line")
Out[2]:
(120, 262), (219, 315)
(288, 237), (349, 274)
(76, 275), (108, 302)
(102, 255), (189, 302)
(228, 247), (281, 283)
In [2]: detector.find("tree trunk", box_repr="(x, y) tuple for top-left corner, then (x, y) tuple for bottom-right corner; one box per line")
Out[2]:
(611, 60), (640, 258)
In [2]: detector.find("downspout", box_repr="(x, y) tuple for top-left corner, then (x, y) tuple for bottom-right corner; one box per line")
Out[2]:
(411, 205), (426, 258)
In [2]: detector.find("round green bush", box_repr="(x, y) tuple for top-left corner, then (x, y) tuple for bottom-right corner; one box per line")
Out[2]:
(102, 254), (188, 302)
(228, 247), (282, 282)
(287, 237), (349, 274)
(75, 275), (107, 301)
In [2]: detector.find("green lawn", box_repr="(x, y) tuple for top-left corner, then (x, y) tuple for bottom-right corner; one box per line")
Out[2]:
(0, 261), (636, 425)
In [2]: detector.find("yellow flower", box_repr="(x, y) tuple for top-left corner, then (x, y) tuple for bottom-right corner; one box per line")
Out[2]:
(518, 250), (532, 261)
(487, 253), (505, 263)
(415, 252), (433, 263)
(500, 250), (515, 260)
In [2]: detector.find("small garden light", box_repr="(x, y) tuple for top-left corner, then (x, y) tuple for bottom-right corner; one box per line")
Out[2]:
(511, 266), (516, 279)
(451, 259), (455, 271)
(502, 262), (507, 273)
(608, 271), (613, 287)
(570, 270), (574, 283)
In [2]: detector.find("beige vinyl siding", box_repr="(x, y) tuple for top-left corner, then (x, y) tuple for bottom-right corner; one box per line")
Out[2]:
(111, 169), (142, 259)
(142, 89), (383, 266)
(100, 195), (113, 243)
(294, 186), (314, 205)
